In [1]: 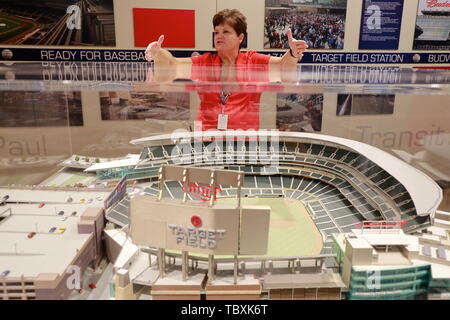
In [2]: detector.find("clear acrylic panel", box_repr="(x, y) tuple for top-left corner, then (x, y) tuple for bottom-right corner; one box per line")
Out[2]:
(0, 62), (449, 210)
(1, 61), (450, 301)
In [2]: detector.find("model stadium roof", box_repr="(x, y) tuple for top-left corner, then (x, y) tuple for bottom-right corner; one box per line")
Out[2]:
(84, 154), (140, 172)
(129, 131), (442, 217)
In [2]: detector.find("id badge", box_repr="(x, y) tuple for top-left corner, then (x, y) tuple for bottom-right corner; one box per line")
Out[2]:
(217, 114), (228, 130)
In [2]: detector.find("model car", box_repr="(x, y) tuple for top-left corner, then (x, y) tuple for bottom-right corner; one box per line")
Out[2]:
(49, 227), (57, 233)
(38, 203), (45, 208)
(27, 232), (36, 239)
(56, 227), (66, 234)
(1, 270), (10, 277)
(57, 210), (64, 216)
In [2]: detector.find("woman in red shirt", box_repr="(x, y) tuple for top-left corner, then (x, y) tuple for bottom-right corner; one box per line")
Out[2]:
(145, 9), (307, 131)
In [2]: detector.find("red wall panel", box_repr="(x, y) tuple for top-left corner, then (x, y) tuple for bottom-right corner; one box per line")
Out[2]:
(133, 8), (195, 48)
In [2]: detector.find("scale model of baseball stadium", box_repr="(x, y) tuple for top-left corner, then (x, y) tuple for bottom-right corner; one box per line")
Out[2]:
(1, 129), (448, 301)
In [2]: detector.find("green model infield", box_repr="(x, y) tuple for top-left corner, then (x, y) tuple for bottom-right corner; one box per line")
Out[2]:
(217, 197), (323, 256)
(0, 15), (38, 43)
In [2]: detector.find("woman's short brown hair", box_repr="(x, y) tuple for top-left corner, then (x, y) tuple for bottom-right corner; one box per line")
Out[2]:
(213, 9), (247, 36)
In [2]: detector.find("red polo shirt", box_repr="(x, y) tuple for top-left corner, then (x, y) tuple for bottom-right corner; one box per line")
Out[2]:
(189, 51), (270, 131)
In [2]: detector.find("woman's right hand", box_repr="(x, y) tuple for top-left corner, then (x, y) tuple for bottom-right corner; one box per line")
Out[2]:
(145, 35), (164, 61)
(287, 29), (307, 58)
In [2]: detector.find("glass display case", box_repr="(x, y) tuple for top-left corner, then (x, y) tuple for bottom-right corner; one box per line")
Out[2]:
(0, 61), (449, 301)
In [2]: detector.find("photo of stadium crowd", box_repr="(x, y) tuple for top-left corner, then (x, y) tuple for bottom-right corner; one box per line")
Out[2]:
(0, 0), (115, 46)
(276, 94), (323, 132)
(264, 0), (347, 49)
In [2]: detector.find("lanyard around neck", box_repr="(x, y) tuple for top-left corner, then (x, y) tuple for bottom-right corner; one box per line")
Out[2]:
(219, 91), (231, 114)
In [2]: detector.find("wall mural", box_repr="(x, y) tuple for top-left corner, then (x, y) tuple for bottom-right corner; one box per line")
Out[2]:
(336, 94), (395, 116)
(276, 93), (323, 132)
(0, 0), (115, 46)
(413, 0), (450, 50)
(0, 91), (82, 127)
(100, 91), (190, 121)
(264, 0), (347, 49)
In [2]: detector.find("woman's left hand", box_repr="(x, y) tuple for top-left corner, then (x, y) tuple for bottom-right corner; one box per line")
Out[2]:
(287, 28), (308, 58)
